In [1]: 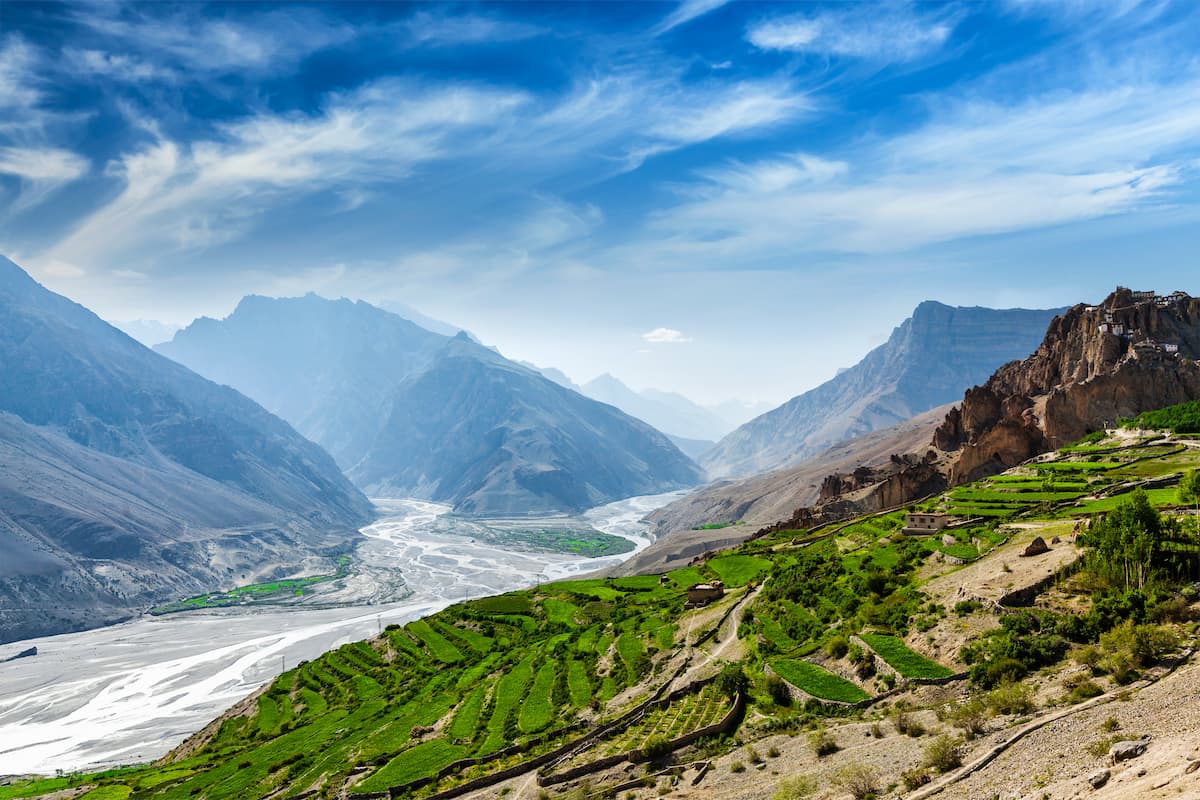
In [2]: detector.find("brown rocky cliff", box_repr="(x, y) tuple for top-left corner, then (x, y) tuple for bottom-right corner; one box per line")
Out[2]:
(763, 288), (1200, 534)
(935, 288), (1200, 483)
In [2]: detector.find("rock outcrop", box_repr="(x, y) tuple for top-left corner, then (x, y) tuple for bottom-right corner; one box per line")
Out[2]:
(701, 301), (1063, 478)
(737, 288), (1200, 538)
(935, 288), (1200, 484)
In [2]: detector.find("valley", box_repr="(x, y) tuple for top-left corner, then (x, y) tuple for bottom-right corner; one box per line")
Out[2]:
(0, 493), (677, 777)
(9, 423), (1199, 800)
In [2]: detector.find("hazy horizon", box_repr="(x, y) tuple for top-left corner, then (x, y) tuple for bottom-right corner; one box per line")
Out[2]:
(3, 0), (1199, 405)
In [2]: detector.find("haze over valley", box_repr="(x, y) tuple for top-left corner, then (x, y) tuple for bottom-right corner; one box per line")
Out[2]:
(2, 2), (1200, 799)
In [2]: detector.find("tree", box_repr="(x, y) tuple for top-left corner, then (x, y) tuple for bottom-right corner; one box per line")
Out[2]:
(716, 663), (749, 698)
(1078, 489), (1174, 590)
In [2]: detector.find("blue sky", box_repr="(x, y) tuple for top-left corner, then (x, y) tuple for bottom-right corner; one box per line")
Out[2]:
(1, 0), (1199, 406)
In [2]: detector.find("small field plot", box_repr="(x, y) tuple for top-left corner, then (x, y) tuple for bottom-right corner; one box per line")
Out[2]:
(469, 594), (533, 615)
(356, 740), (466, 793)
(769, 658), (869, 703)
(600, 684), (732, 757)
(859, 633), (953, 679)
(708, 554), (772, 586)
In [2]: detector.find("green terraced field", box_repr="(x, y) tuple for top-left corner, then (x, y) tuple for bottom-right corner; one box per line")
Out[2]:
(859, 633), (954, 679)
(708, 554), (772, 586)
(356, 741), (466, 793)
(769, 658), (869, 703)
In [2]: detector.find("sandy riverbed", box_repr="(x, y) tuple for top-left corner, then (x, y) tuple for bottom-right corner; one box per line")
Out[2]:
(0, 492), (682, 775)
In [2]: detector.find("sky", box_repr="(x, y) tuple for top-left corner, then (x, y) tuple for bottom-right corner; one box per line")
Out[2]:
(1, 0), (1199, 407)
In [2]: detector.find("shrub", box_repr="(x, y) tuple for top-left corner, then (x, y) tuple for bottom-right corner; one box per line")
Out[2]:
(923, 734), (964, 773)
(869, 722), (884, 739)
(1100, 621), (1179, 667)
(825, 635), (850, 659)
(642, 734), (671, 760)
(833, 763), (880, 800)
(986, 682), (1035, 716)
(717, 663), (750, 698)
(954, 600), (983, 616)
(901, 767), (932, 790)
(746, 746), (763, 764)
(765, 674), (792, 706)
(1066, 680), (1105, 704)
(767, 745), (781, 758)
(1100, 716), (1120, 732)
(890, 703), (925, 737)
(730, 761), (746, 773)
(946, 698), (989, 738)
(772, 775), (817, 800)
(808, 726), (838, 757)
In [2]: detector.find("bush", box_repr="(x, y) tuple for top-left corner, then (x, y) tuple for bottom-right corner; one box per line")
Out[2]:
(833, 764), (880, 800)
(772, 775), (816, 800)
(765, 674), (792, 707)
(946, 698), (988, 738)
(1100, 621), (1179, 667)
(808, 726), (838, 757)
(642, 734), (671, 760)
(890, 703), (925, 737)
(986, 682), (1035, 716)
(825, 635), (850, 659)
(954, 600), (983, 616)
(1066, 680), (1105, 704)
(923, 734), (964, 773)
(717, 663), (750, 698)
(730, 761), (746, 773)
(901, 767), (932, 790)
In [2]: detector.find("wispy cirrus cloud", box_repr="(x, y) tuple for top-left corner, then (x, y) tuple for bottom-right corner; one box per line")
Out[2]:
(652, 0), (733, 36)
(0, 146), (89, 210)
(635, 75), (1200, 262)
(642, 327), (693, 344)
(746, 3), (957, 62)
(404, 11), (545, 46)
(70, 5), (353, 75)
(48, 80), (528, 264)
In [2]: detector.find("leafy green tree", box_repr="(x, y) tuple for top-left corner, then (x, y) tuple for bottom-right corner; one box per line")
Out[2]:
(716, 663), (749, 698)
(1078, 489), (1176, 589)
(1181, 469), (1200, 516)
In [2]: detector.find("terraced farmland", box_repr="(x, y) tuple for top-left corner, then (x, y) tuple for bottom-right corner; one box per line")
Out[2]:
(859, 633), (953, 679)
(769, 658), (869, 703)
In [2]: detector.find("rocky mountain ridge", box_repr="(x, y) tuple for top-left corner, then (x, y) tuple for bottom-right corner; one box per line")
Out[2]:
(701, 300), (1064, 479)
(0, 257), (374, 643)
(160, 296), (703, 515)
(773, 287), (1200, 530)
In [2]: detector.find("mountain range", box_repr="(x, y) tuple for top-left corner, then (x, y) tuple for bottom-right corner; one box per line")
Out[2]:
(158, 295), (703, 515)
(0, 257), (373, 643)
(700, 300), (1065, 479)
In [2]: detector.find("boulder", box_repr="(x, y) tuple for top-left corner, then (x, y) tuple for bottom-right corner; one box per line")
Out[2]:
(1088, 768), (1110, 789)
(1020, 536), (1050, 557)
(1109, 736), (1152, 764)
(942, 533), (958, 547)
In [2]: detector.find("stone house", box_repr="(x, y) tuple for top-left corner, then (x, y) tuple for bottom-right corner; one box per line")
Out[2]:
(685, 582), (724, 608)
(902, 512), (952, 536)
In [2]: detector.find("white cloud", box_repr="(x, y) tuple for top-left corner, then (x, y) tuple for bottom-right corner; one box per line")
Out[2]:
(405, 11), (544, 46)
(72, 6), (352, 74)
(635, 76), (1200, 262)
(642, 327), (693, 344)
(0, 146), (89, 211)
(0, 37), (41, 111)
(48, 80), (528, 264)
(747, 5), (955, 62)
(64, 48), (176, 83)
(653, 0), (733, 36)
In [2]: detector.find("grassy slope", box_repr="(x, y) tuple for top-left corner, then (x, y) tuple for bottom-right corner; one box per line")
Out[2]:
(26, 433), (1200, 800)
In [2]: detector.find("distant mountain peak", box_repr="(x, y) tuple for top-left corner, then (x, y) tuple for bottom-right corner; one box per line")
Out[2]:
(701, 300), (1065, 478)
